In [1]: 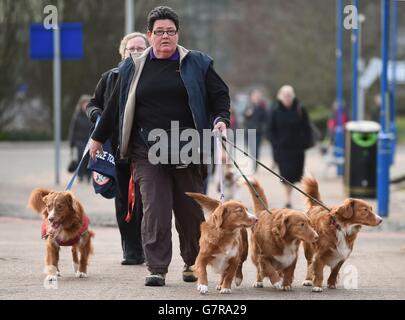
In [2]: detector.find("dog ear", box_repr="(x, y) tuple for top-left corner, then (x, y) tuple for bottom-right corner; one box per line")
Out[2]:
(336, 199), (354, 219)
(42, 194), (51, 203)
(272, 215), (288, 238)
(212, 207), (226, 229)
(41, 193), (56, 218)
(64, 192), (84, 223)
(279, 216), (288, 238)
(185, 192), (221, 213)
(65, 192), (82, 212)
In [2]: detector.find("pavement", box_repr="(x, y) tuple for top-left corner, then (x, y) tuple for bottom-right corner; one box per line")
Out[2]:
(0, 141), (405, 300)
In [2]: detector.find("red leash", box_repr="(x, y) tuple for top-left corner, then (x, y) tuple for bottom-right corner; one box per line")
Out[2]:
(125, 175), (135, 223)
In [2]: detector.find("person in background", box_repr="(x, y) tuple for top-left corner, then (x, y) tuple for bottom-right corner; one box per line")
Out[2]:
(86, 32), (149, 265)
(68, 94), (92, 182)
(243, 89), (267, 172)
(267, 85), (311, 208)
(89, 6), (230, 287)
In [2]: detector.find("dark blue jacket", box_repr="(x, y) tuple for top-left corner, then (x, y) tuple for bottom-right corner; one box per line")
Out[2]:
(92, 45), (230, 159)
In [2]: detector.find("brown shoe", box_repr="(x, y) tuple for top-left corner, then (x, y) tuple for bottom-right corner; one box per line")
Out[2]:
(183, 264), (197, 282)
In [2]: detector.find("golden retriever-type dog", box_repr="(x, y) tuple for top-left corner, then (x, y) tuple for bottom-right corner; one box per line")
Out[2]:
(301, 176), (382, 292)
(186, 192), (257, 294)
(27, 188), (94, 284)
(244, 179), (319, 291)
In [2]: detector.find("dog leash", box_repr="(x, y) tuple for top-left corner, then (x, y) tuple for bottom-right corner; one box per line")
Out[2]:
(219, 138), (272, 215)
(66, 116), (101, 191)
(213, 129), (225, 203)
(221, 136), (332, 212)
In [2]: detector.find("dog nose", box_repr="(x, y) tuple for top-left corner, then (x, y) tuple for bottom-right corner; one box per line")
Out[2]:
(376, 216), (383, 225)
(48, 216), (54, 223)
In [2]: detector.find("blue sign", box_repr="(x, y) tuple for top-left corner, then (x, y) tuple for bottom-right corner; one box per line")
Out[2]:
(30, 23), (84, 60)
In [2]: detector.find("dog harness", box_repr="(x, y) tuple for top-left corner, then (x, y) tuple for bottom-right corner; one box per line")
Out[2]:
(41, 215), (90, 246)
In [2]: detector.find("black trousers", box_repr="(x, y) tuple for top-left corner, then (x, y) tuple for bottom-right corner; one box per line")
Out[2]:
(115, 161), (144, 260)
(131, 146), (205, 274)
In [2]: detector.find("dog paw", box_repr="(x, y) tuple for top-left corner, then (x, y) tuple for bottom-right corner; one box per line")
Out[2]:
(72, 262), (79, 273)
(312, 286), (323, 292)
(76, 272), (88, 278)
(253, 281), (264, 288)
(45, 275), (58, 282)
(273, 280), (284, 290)
(215, 284), (222, 291)
(302, 280), (313, 286)
(235, 277), (242, 286)
(220, 288), (231, 294)
(327, 284), (337, 289)
(282, 285), (292, 291)
(56, 271), (62, 277)
(44, 265), (58, 275)
(197, 284), (208, 295)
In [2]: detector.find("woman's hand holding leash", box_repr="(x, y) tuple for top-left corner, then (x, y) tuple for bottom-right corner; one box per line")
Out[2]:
(89, 139), (104, 161)
(213, 121), (227, 136)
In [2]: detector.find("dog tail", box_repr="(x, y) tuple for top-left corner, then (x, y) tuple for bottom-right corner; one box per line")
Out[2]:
(301, 176), (321, 209)
(27, 188), (52, 216)
(242, 178), (269, 215)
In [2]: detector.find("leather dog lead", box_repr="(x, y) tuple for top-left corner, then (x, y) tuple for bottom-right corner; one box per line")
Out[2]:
(220, 139), (272, 215)
(221, 136), (332, 213)
(66, 116), (101, 191)
(214, 129), (225, 203)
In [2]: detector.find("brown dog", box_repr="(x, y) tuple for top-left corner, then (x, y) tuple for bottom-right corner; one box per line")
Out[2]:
(186, 192), (257, 294)
(28, 188), (94, 285)
(244, 179), (319, 291)
(301, 176), (382, 292)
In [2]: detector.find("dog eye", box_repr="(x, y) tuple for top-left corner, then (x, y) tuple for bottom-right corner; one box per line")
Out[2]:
(300, 223), (305, 227)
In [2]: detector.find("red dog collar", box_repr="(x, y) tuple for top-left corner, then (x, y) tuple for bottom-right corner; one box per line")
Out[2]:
(41, 215), (90, 246)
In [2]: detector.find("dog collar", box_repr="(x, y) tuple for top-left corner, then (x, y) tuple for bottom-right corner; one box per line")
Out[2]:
(330, 215), (342, 231)
(41, 215), (90, 246)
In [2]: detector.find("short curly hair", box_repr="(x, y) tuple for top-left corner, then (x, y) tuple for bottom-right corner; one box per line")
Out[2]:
(147, 6), (179, 31)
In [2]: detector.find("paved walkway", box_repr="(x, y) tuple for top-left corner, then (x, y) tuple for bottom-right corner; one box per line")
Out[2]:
(0, 217), (404, 300)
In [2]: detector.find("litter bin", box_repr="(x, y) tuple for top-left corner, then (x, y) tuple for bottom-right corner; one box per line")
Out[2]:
(344, 121), (380, 198)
